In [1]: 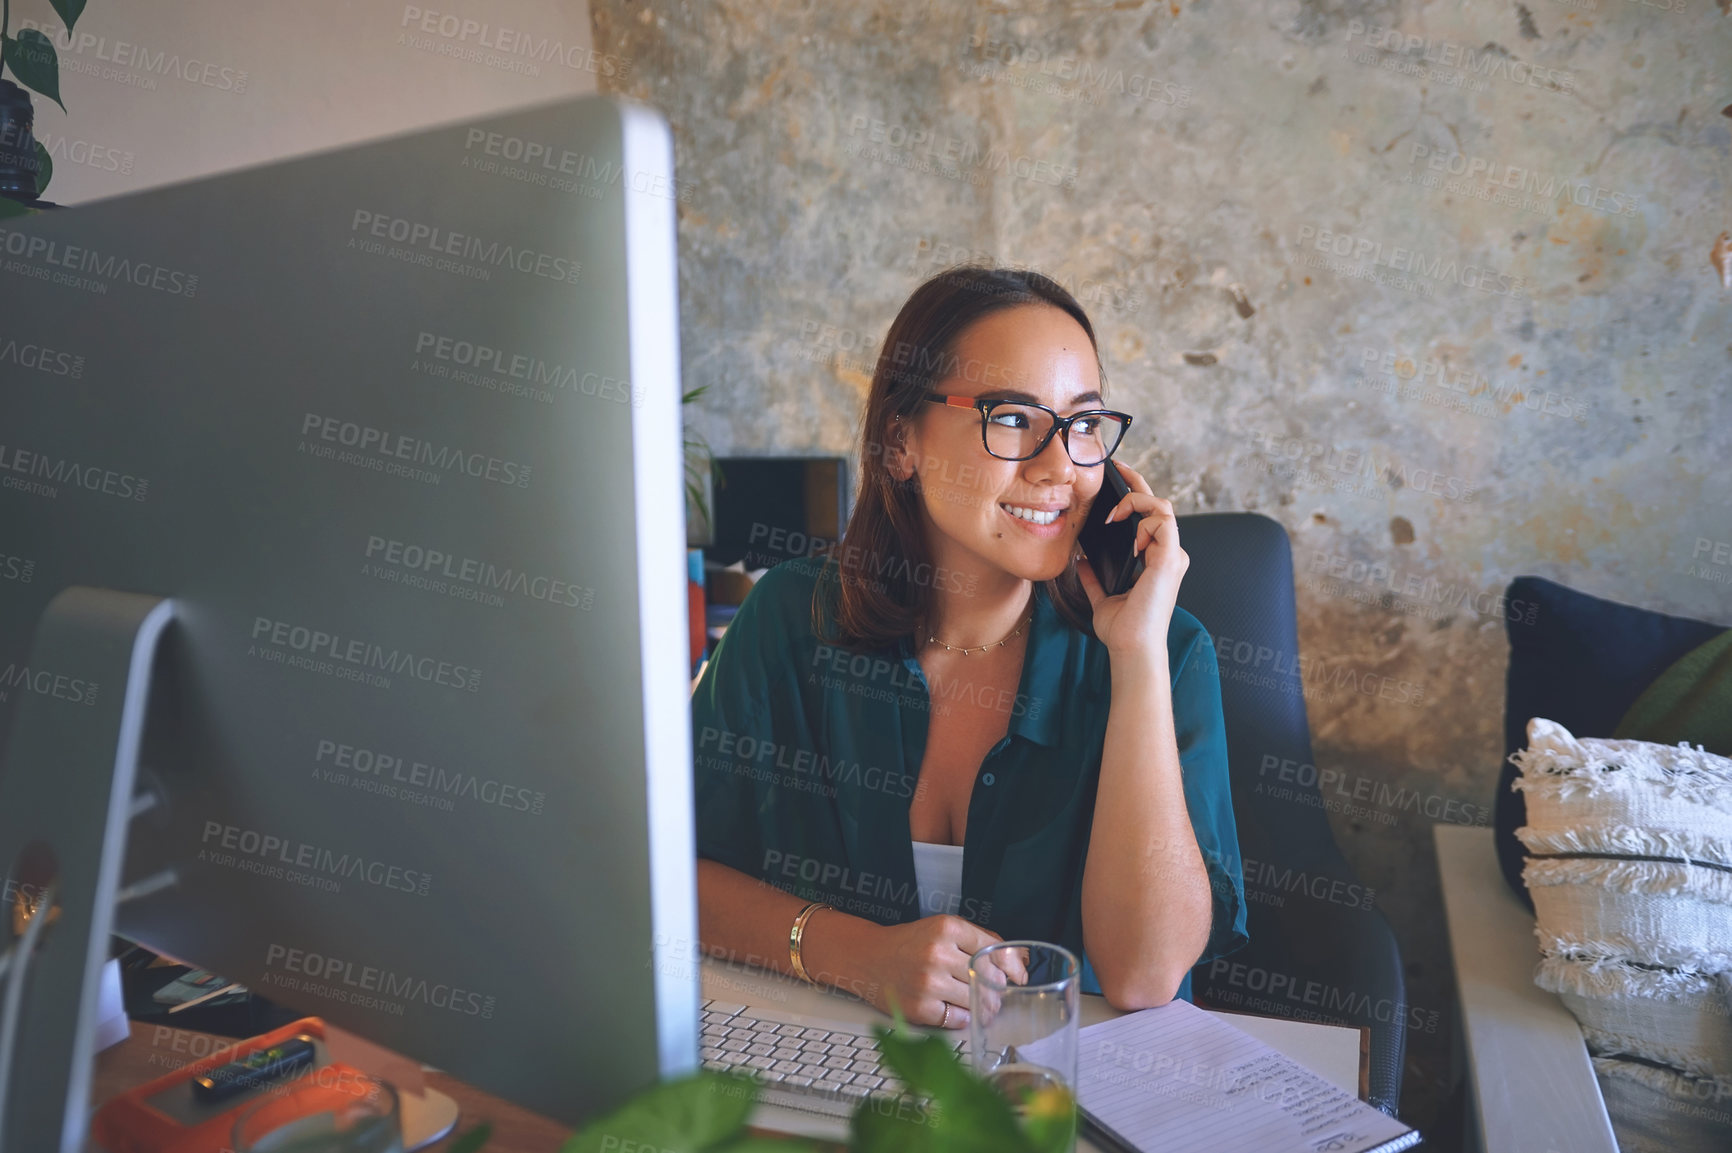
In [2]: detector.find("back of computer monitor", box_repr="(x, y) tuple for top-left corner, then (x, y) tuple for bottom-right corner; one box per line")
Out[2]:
(0, 94), (698, 1138)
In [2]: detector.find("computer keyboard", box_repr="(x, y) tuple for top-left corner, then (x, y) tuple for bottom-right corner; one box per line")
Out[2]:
(699, 998), (967, 1118)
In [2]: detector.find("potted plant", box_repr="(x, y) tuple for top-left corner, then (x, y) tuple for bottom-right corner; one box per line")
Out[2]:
(683, 384), (727, 668)
(0, 0), (85, 210)
(685, 383), (721, 548)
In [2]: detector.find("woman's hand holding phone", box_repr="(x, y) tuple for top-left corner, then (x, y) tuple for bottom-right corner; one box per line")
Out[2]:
(1075, 462), (1188, 662)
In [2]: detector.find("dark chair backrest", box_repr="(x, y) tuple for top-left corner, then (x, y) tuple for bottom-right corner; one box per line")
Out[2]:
(1176, 513), (1408, 1115)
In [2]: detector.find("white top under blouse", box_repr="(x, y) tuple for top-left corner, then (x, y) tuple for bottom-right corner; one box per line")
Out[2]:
(911, 839), (966, 918)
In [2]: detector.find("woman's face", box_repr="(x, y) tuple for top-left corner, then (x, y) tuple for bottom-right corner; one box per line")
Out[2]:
(896, 304), (1108, 585)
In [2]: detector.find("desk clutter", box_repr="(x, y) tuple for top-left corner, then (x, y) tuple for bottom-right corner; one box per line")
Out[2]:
(95, 1018), (370, 1153)
(91, 1016), (458, 1153)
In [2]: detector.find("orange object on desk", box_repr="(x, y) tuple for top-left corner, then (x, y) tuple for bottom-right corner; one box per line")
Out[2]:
(91, 1016), (361, 1153)
(688, 577), (706, 666)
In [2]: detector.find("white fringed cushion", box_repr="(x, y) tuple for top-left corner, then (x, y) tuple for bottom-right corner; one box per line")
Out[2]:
(1525, 857), (1732, 973)
(1511, 718), (1732, 1087)
(1536, 958), (1732, 1081)
(1592, 1057), (1732, 1153)
(1512, 718), (1732, 870)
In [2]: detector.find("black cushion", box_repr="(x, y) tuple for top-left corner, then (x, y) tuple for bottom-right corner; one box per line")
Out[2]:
(1495, 576), (1729, 909)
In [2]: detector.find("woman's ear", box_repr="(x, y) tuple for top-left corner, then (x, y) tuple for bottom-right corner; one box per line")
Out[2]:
(889, 415), (917, 482)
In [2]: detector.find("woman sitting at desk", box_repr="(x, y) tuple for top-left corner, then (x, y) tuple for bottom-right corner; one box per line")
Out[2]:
(690, 266), (1246, 1027)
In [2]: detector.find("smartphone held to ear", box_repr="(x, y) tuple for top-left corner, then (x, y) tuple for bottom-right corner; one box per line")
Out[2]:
(1077, 461), (1145, 597)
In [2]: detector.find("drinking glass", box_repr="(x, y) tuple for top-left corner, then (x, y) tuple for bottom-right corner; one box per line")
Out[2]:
(969, 940), (1080, 1151)
(231, 1069), (403, 1153)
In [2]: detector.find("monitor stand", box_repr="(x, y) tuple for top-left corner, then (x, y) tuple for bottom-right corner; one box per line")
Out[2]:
(0, 589), (465, 1152)
(0, 587), (175, 1152)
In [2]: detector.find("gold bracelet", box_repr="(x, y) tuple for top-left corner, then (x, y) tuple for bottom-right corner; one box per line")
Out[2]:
(788, 900), (832, 985)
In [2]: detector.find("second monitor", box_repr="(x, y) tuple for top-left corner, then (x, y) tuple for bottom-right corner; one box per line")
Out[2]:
(0, 94), (697, 1144)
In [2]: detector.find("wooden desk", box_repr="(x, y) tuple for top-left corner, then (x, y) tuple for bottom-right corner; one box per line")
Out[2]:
(91, 956), (1365, 1152)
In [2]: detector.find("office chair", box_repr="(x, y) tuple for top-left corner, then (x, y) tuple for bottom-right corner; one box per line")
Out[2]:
(1176, 513), (1408, 1116)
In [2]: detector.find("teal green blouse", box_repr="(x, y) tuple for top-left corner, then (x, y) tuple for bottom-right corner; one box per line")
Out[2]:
(689, 554), (1248, 1002)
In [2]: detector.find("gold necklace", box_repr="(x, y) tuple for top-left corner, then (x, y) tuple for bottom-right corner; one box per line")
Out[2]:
(923, 596), (1034, 656)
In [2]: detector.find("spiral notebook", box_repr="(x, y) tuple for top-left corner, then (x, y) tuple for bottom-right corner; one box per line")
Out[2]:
(1063, 1000), (1422, 1153)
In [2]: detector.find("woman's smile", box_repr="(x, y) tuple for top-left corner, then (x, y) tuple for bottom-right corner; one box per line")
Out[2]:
(998, 499), (1070, 538)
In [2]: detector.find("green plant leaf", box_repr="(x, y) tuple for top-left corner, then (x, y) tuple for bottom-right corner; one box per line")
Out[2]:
(850, 1093), (942, 1153)
(32, 140), (52, 197)
(4, 31), (66, 113)
(853, 1023), (1036, 1153)
(48, 0), (88, 34)
(680, 383), (713, 527)
(446, 1120), (493, 1153)
(1021, 1103), (1079, 1153)
(683, 410), (715, 524)
(561, 1071), (763, 1153)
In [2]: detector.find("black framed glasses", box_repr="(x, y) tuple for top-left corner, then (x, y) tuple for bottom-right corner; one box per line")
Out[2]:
(922, 392), (1132, 466)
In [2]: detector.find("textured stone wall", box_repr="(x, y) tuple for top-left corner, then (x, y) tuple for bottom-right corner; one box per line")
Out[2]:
(592, 0), (1732, 1134)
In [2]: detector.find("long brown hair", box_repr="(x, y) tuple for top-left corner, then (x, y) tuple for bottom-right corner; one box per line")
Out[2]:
(814, 265), (1108, 650)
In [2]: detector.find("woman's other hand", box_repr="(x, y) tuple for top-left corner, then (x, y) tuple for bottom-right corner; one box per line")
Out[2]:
(853, 915), (1027, 1028)
(1075, 462), (1187, 660)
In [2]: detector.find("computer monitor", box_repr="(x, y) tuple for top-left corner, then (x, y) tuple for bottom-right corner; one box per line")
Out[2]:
(0, 94), (698, 1148)
(707, 456), (850, 570)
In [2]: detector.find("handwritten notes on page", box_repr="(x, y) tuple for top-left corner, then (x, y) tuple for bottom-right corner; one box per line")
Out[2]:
(1072, 999), (1419, 1153)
